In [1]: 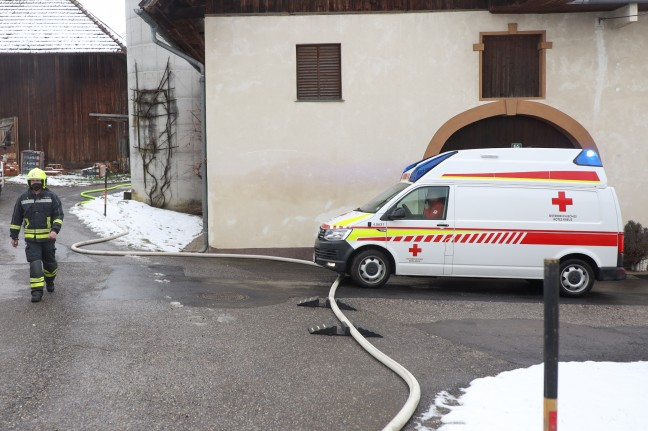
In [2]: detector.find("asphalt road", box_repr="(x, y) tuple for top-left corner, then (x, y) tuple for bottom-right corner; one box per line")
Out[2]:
(1, 181), (648, 430)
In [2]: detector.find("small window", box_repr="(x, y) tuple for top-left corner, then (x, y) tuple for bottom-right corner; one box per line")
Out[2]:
(296, 44), (341, 101)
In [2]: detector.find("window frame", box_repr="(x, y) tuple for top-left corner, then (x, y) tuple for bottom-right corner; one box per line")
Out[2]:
(473, 23), (552, 101)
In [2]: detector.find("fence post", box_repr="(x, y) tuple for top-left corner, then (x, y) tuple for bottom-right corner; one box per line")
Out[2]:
(544, 258), (559, 431)
(100, 165), (108, 217)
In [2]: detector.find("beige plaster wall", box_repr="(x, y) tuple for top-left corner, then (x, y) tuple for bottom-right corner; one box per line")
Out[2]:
(205, 11), (648, 249)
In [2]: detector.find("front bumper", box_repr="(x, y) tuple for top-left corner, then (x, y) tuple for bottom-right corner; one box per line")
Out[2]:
(313, 238), (354, 274)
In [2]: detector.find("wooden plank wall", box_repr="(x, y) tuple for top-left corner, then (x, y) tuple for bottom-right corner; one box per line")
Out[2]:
(206, 0), (489, 14)
(0, 53), (128, 169)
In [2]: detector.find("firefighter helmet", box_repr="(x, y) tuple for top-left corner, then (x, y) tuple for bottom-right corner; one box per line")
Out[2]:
(27, 168), (47, 187)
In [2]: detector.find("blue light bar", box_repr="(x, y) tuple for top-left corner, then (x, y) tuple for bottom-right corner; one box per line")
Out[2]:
(409, 151), (458, 182)
(403, 159), (423, 173)
(574, 149), (602, 167)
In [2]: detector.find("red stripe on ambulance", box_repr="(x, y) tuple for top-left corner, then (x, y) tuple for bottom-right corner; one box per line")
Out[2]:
(441, 171), (600, 182)
(356, 230), (616, 247)
(521, 232), (617, 246)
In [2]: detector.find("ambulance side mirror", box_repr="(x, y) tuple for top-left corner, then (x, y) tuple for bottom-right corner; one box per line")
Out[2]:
(387, 207), (407, 220)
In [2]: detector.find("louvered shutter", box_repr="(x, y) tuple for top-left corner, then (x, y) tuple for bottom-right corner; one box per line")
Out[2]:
(297, 44), (341, 100)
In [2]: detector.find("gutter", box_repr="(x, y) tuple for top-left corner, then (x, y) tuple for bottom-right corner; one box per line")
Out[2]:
(134, 8), (209, 253)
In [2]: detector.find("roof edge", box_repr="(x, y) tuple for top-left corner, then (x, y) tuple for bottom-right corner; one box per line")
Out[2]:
(69, 0), (126, 53)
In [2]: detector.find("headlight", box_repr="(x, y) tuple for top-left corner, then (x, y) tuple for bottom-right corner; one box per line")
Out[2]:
(322, 228), (352, 241)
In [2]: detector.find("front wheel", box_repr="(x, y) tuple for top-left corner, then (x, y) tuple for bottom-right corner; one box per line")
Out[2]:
(350, 249), (391, 288)
(559, 259), (595, 297)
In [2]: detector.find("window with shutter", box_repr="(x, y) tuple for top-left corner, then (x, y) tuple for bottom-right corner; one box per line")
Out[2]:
(296, 44), (342, 101)
(475, 24), (551, 100)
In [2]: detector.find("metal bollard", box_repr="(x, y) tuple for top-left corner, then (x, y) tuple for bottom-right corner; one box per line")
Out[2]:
(543, 258), (559, 431)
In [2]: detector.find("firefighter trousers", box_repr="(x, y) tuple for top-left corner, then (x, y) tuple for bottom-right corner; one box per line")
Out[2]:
(25, 240), (58, 291)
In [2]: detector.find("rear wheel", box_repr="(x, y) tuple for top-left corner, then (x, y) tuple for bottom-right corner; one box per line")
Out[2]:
(350, 249), (391, 288)
(559, 259), (595, 297)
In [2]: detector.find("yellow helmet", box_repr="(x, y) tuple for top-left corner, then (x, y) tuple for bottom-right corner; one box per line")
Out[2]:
(27, 168), (47, 187)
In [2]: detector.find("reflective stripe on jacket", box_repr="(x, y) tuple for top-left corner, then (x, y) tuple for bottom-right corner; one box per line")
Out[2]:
(10, 188), (64, 242)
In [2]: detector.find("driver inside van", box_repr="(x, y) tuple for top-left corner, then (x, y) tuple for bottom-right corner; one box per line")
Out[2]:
(424, 196), (445, 219)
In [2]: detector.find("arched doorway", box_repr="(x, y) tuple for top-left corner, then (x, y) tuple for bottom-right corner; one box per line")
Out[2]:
(423, 100), (598, 158)
(443, 115), (575, 151)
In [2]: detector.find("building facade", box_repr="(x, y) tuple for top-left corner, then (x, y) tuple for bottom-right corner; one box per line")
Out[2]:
(203, 11), (648, 254)
(127, 0), (203, 212)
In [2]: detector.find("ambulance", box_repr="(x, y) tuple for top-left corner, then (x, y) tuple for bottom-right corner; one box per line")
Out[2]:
(314, 148), (626, 297)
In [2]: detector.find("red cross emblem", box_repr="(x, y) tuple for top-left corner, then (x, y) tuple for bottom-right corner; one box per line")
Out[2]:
(409, 244), (422, 257)
(552, 191), (573, 212)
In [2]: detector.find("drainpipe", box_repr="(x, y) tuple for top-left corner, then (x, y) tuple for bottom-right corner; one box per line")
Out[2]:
(135, 8), (209, 252)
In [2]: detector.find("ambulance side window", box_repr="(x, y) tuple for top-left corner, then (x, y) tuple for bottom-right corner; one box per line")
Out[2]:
(394, 186), (449, 220)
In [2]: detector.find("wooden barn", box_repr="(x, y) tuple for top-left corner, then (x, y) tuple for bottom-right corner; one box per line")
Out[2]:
(0, 0), (127, 172)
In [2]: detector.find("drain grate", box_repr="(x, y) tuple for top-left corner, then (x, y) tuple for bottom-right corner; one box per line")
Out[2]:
(200, 292), (249, 301)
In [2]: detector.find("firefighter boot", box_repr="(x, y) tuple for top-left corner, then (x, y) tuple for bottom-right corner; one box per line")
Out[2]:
(31, 288), (43, 303)
(46, 282), (55, 293)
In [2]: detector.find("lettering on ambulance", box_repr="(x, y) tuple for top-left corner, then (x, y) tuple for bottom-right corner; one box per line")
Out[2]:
(550, 191), (577, 221)
(408, 244), (423, 262)
(385, 233), (443, 263)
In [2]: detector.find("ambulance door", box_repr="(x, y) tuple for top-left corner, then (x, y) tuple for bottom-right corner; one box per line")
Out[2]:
(384, 185), (454, 276)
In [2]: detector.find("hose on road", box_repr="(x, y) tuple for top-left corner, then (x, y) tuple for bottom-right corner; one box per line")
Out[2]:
(71, 202), (420, 431)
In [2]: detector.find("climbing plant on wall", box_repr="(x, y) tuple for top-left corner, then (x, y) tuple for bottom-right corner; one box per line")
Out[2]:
(132, 59), (177, 208)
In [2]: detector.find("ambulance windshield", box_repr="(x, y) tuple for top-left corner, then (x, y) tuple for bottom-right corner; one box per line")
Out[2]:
(357, 183), (410, 213)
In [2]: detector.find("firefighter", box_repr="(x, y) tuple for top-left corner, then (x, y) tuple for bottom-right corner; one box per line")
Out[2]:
(10, 168), (64, 303)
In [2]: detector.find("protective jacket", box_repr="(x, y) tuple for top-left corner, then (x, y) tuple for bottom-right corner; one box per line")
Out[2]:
(10, 188), (64, 242)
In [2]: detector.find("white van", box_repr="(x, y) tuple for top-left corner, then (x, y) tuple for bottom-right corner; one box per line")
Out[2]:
(314, 148), (626, 297)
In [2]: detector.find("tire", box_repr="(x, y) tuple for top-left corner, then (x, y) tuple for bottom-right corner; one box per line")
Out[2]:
(559, 259), (595, 297)
(350, 249), (391, 288)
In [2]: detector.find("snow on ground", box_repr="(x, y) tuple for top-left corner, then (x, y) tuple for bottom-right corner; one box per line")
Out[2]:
(6, 172), (125, 187)
(9, 173), (201, 251)
(416, 361), (648, 431)
(69, 191), (203, 252)
(10, 174), (647, 430)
